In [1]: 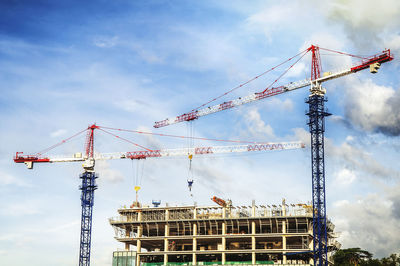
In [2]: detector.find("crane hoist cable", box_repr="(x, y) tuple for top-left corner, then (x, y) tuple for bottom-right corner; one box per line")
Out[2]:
(132, 158), (145, 207)
(187, 121), (194, 195)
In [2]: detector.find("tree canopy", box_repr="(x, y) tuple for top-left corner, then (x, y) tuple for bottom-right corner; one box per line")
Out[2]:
(333, 248), (400, 266)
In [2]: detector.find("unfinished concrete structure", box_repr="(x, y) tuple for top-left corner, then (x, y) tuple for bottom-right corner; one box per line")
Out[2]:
(109, 200), (340, 266)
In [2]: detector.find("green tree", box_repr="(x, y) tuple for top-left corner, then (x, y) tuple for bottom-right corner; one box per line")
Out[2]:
(380, 253), (400, 266)
(333, 248), (373, 265)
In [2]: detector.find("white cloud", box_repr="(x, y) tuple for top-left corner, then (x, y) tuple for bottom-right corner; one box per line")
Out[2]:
(93, 36), (119, 48)
(327, 139), (399, 180)
(285, 62), (307, 78)
(290, 128), (398, 180)
(45, 220), (80, 233)
(0, 201), (41, 216)
(244, 108), (275, 139)
(343, 77), (400, 136)
(345, 135), (354, 142)
(131, 43), (164, 64)
(333, 199), (349, 208)
(332, 185), (400, 257)
(96, 161), (124, 183)
(245, 2), (304, 41)
(50, 129), (67, 138)
(326, 0), (400, 51)
(0, 171), (30, 187)
(335, 168), (357, 185)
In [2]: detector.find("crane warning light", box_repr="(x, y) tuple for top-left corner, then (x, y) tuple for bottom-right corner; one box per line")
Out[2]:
(370, 62), (381, 73)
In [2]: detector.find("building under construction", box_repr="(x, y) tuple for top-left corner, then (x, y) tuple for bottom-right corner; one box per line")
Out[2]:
(109, 198), (340, 266)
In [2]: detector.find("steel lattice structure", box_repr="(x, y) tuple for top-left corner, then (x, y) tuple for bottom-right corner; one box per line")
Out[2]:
(307, 94), (330, 265)
(79, 171), (98, 266)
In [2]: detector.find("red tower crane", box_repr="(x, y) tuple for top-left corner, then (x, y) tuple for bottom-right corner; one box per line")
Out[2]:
(153, 45), (393, 265)
(14, 124), (305, 266)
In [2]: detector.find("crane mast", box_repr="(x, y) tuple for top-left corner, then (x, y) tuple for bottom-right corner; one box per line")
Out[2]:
(307, 45), (330, 265)
(79, 124), (97, 266)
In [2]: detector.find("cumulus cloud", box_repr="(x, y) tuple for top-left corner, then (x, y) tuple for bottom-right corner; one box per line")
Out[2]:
(135, 125), (163, 150)
(243, 108), (275, 139)
(245, 1), (315, 42)
(292, 128), (399, 179)
(332, 184), (400, 257)
(326, 0), (400, 52)
(343, 77), (400, 136)
(96, 161), (124, 183)
(328, 137), (399, 179)
(335, 168), (357, 185)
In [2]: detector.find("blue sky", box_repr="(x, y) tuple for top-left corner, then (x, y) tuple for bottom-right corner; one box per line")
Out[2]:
(1, 0), (400, 265)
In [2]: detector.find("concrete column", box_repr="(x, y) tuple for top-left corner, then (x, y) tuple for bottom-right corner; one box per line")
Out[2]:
(282, 219), (287, 264)
(222, 220), (227, 264)
(164, 253), (168, 265)
(136, 254), (141, 266)
(164, 238), (169, 252)
(222, 207), (226, 218)
(193, 223), (198, 236)
(165, 209), (169, 220)
(193, 207), (197, 219)
(252, 219), (256, 264)
(165, 224), (169, 237)
(164, 237), (169, 265)
(193, 238), (197, 251)
(138, 211), (142, 222)
(138, 225), (143, 237)
(125, 226), (131, 251)
(252, 200), (256, 217)
(192, 253), (197, 266)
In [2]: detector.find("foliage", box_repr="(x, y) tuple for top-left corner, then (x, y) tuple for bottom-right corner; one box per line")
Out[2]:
(333, 248), (400, 266)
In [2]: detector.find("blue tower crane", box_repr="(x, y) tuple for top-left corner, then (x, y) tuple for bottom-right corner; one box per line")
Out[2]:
(152, 45), (394, 265)
(14, 124), (303, 266)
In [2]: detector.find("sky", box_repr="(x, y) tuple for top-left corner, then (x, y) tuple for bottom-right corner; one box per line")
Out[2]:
(1, 0), (400, 265)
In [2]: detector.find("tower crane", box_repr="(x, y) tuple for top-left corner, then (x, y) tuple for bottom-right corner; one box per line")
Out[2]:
(153, 45), (394, 265)
(13, 124), (305, 266)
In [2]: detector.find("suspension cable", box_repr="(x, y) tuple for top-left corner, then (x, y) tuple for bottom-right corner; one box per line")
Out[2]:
(98, 126), (269, 144)
(97, 128), (153, 151)
(318, 46), (367, 59)
(191, 47), (310, 111)
(34, 128), (88, 156)
(262, 49), (309, 93)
